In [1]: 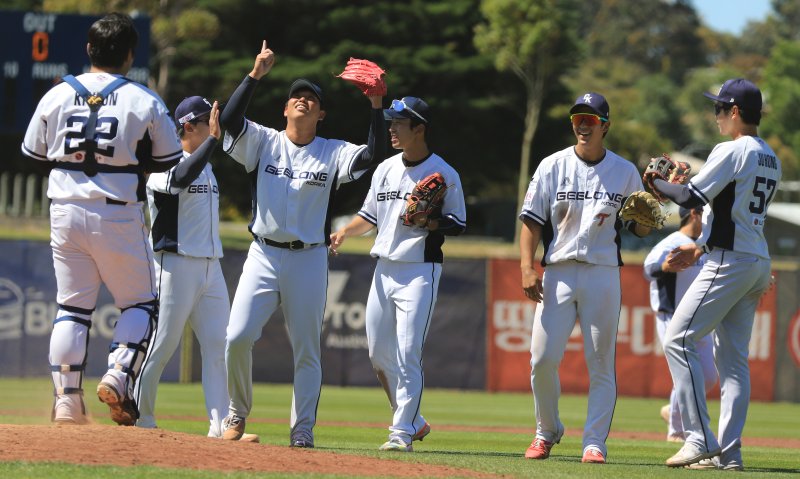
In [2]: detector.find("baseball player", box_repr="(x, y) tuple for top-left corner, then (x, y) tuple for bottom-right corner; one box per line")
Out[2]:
(134, 97), (254, 440)
(519, 92), (652, 464)
(330, 96), (467, 452)
(643, 206), (717, 443)
(20, 13), (183, 425)
(649, 79), (781, 470)
(218, 41), (386, 447)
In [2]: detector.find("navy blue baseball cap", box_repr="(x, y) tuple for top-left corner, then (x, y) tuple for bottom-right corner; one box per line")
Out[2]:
(679, 205), (702, 220)
(288, 78), (324, 106)
(703, 78), (762, 112)
(570, 92), (610, 120)
(174, 96), (213, 126)
(384, 96), (430, 123)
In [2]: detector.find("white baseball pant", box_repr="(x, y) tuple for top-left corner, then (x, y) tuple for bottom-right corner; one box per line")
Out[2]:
(530, 261), (620, 457)
(366, 259), (439, 442)
(664, 248), (771, 465)
(135, 253), (230, 437)
(225, 242), (327, 437)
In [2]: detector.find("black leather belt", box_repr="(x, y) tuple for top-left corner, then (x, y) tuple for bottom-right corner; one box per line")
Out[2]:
(106, 198), (127, 205)
(254, 236), (318, 250)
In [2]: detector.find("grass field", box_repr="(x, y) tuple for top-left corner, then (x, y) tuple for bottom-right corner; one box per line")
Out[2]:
(1, 378), (798, 478)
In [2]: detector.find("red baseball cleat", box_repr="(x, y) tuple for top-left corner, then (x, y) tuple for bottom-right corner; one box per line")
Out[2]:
(525, 437), (556, 459)
(582, 447), (606, 464)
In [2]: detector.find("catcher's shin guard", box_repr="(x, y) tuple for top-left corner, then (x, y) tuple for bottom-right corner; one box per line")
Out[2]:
(104, 300), (158, 401)
(49, 313), (92, 423)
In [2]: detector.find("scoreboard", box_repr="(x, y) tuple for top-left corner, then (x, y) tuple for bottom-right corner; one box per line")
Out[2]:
(0, 11), (151, 134)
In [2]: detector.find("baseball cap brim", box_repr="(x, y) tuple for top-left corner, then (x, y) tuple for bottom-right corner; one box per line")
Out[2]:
(702, 91), (726, 103)
(288, 79), (323, 105)
(383, 109), (416, 121)
(569, 103), (607, 118)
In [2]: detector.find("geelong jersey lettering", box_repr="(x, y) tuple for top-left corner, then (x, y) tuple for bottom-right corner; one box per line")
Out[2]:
(358, 153), (466, 263)
(643, 231), (704, 314)
(21, 73), (182, 203)
(147, 152), (223, 258)
(689, 136), (781, 259)
(520, 146), (643, 266)
(223, 120), (367, 243)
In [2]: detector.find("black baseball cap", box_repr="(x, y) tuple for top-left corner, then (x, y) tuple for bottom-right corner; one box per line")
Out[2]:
(384, 96), (430, 124)
(288, 78), (324, 106)
(703, 78), (762, 112)
(174, 96), (213, 126)
(569, 92), (610, 120)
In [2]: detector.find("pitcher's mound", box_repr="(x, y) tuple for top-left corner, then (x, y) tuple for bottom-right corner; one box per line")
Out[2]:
(0, 424), (491, 477)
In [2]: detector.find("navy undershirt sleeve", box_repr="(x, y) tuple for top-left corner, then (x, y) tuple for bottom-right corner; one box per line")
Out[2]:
(170, 136), (218, 189)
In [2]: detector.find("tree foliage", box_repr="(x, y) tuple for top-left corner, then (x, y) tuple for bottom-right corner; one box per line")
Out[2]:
(3, 0), (799, 239)
(474, 0), (581, 243)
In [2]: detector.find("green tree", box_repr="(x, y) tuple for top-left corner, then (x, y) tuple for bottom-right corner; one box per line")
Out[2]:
(761, 39), (800, 179)
(42, 0), (220, 98)
(474, 0), (581, 244)
(586, 0), (706, 82)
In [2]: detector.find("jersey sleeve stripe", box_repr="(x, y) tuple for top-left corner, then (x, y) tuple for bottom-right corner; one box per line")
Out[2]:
(21, 145), (48, 160)
(688, 182), (709, 204)
(152, 150), (184, 161)
(520, 211), (546, 226)
(443, 213), (466, 226)
(224, 120), (248, 154)
(357, 211), (377, 225)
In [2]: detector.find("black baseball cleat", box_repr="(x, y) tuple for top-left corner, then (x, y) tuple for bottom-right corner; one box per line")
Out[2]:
(97, 382), (138, 426)
(290, 430), (314, 448)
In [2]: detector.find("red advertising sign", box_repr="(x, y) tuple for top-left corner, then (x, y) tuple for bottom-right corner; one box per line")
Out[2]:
(487, 259), (777, 400)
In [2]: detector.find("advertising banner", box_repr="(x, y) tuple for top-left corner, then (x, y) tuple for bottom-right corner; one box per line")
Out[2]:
(486, 258), (777, 400)
(0, 240), (180, 380)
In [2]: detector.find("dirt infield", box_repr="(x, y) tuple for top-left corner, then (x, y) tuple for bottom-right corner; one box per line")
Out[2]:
(0, 424), (493, 477)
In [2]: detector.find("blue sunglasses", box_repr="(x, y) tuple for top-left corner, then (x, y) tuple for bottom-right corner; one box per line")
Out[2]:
(390, 99), (427, 123)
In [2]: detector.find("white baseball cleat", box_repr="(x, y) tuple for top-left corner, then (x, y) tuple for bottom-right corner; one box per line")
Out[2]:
(239, 433), (260, 443)
(666, 443), (721, 467)
(379, 437), (412, 452)
(53, 393), (88, 425)
(660, 404), (670, 423)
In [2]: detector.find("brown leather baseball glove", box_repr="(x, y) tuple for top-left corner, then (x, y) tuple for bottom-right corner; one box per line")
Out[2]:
(643, 153), (691, 201)
(400, 172), (447, 227)
(336, 58), (386, 96)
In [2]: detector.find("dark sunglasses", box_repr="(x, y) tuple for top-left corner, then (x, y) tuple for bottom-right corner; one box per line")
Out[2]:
(714, 102), (732, 115)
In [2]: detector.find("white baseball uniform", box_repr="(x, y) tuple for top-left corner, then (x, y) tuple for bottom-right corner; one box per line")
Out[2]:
(643, 231), (716, 439)
(357, 152), (466, 443)
(223, 120), (368, 441)
(135, 155), (229, 437)
(21, 72), (182, 420)
(664, 135), (780, 467)
(520, 145), (644, 457)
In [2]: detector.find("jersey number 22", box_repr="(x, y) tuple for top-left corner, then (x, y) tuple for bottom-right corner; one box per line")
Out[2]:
(64, 115), (119, 157)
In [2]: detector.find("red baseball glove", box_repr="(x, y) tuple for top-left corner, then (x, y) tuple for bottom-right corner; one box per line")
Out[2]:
(643, 153), (691, 201)
(400, 173), (448, 227)
(336, 58), (386, 96)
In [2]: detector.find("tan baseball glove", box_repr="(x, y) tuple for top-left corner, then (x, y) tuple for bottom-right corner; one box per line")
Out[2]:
(620, 191), (666, 229)
(336, 58), (387, 96)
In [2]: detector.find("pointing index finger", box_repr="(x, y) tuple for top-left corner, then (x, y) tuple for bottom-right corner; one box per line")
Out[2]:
(262, 40), (267, 52)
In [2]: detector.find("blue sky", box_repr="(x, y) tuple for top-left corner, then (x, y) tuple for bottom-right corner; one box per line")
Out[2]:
(694, 0), (772, 35)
